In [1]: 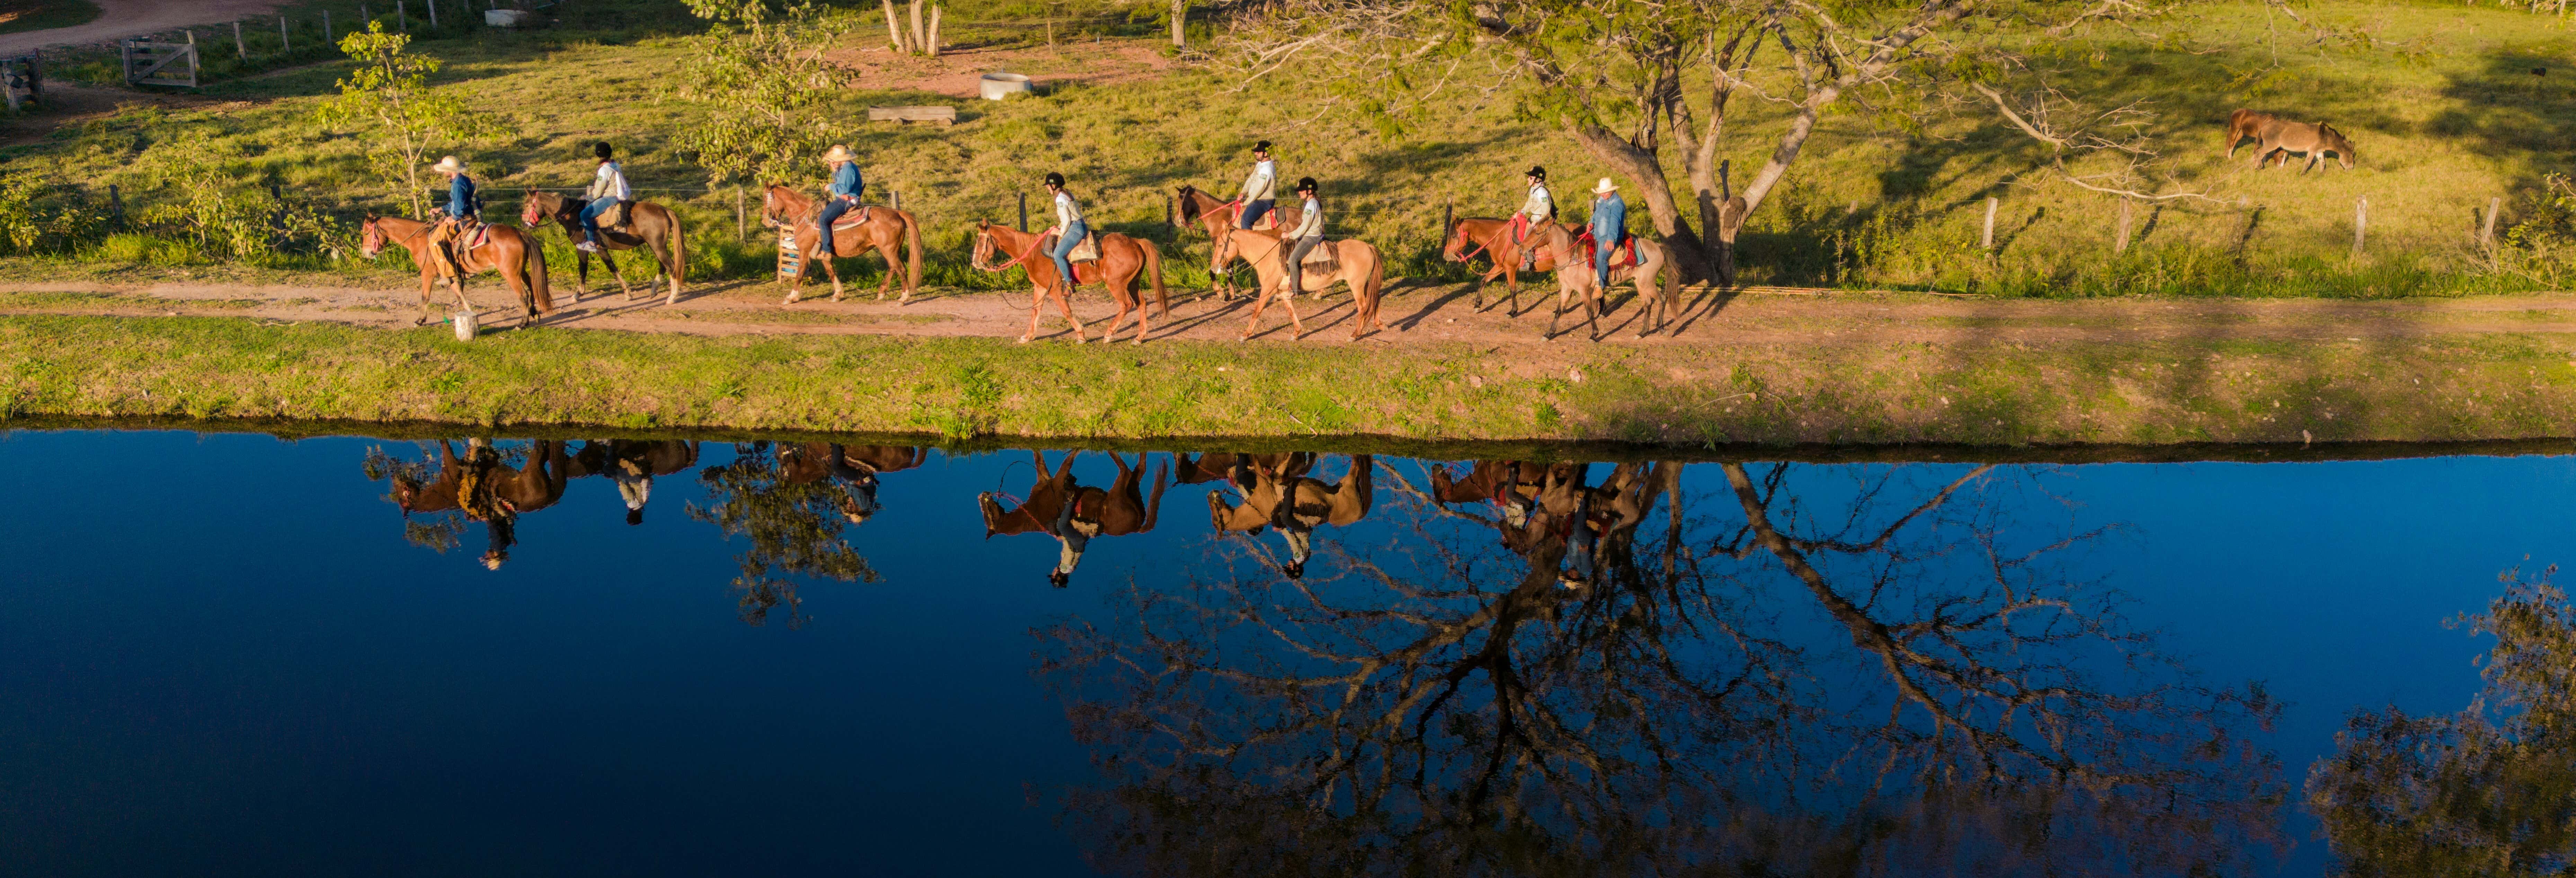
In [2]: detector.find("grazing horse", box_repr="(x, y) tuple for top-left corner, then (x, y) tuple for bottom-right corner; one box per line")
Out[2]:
(1441, 216), (1583, 312)
(2224, 109), (2357, 172)
(1531, 223), (1682, 340)
(361, 215), (553, 328)
(977, 451), (1168, 588)
(970, 220), (1169, 344)
(1174, 184), (1306, 301)
(519, 191), (690, 304)
(759, 185), (925, 305)
(1207, 453), (1374, 579)
(1211, 224), (1388, 342)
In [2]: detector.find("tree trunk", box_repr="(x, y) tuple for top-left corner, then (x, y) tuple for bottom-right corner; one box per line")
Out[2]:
(1170, 0), (1188, 47)
(926, 6), (941, 56)
(881, 0), (907, 52)
(1564, 122), (1715, 284)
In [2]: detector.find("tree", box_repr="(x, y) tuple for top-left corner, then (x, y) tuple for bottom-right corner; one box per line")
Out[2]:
(686, 442), (883, 629)
(670, 0), (856, 189)
(316, 23), (485, 219)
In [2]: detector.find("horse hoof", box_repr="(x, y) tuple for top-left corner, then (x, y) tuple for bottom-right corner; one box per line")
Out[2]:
(1017, 335), (1033, 344)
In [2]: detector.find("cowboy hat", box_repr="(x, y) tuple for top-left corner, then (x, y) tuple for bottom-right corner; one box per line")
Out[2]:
(430, 155), (467, 174)
(1591, 177), (1618, 195)
(820, 144), (856, 163)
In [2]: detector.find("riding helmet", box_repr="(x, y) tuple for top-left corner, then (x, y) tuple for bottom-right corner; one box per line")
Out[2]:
(1526, 165), (1547, 181)
(1254, 140), (1272, 154)
(1295, 177), (1318, 194)
(593, 141), (614, 160)
(1043, 171), (1066, 188)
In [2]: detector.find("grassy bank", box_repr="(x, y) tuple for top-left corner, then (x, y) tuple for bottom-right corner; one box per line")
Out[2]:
(9, 313), (2576, 445)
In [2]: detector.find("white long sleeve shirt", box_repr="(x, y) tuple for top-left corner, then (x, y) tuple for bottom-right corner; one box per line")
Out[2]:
(1054, 190), (1084, 226)
(1239, 160), (1277, 203)
(587, 161), (631, 201)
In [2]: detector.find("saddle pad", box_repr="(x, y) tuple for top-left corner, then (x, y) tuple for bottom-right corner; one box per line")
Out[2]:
(603, 200), (633, 229)
(1575, 232), (1638, 269)
(463, 223), (491, 251)
(1069, 231), (1102, 263)
(829, 206), (872, 231)
(1297, 243), (1339, 276)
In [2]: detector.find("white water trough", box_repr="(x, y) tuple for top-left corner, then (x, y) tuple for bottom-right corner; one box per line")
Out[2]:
(978, 73), (1032, 101)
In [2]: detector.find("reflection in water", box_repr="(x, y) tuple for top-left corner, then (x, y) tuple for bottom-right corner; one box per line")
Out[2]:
(358, 444), (2295, 870)
(2308, 571), (2576, 875)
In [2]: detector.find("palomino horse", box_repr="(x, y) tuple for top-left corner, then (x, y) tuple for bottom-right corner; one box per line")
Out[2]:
(2224, 109), (2357, 171)
(361, 215), (553, 328)
(1530, 223), (1681, 340)
(1207, 453), (1373, 579)
(1441, 216), (1583, 312)
(977, 451), (1167, 588)
(1173, 184), (1306, 301)
(1211, 224), (1388, 341)
(760, 185), (924, 305)
(519, 191), (690, 304)
(970, 220), (1169, 344)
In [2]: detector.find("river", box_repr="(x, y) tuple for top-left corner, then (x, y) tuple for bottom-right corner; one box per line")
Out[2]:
(3, 428), (2566, 876)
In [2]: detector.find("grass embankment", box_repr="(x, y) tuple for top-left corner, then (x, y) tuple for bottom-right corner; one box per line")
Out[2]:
(0, 0), (97, 37)
(10, 313), (2576, 446)
(1, 0), (2569, 298)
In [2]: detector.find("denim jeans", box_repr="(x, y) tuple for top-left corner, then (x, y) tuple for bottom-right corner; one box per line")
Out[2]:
(578, 197), (619, 242)
(817, 196), (856, 254)
(1049, 220), (1089, 290)
(1237, 199), (1274, 229)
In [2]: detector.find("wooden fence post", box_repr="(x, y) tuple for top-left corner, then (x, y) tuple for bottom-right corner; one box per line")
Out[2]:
(361, 1), (370, 29)
(323, 10), (331, 43)
(107, 183), (121, 229)
(2114, 198), (2133, 254)
(735, 186), (746, 243)
(232, 21), (247, 60)
(427, 0), (437, 30)
(1018, 192), (1028, 232)
(2482, 197), (2502, 247)
(1981, 196), (1996, 251)
(279, 16), (290, 53)
(2352, 197), (2368, 257)
(890, 189), (901, 212)
(1441, 200), (1452, 240)
(397, 0), (408, 33)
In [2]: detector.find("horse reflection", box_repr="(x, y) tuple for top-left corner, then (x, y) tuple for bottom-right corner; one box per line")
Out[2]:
(1427, 459), (1667, 588)
(383, 439), (571, 570)
(570, 440), (700, 525)
(978, 451), (1167, 588)
(782, 443), (927, 526)
(1206, 452), (1374, 579)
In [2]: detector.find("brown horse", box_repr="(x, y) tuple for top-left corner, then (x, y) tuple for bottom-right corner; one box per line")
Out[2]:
(1532, 223), (1681, 340)
(1174, 184), (1306, 301)
(1211, 224), (1388, 341)
(1207, 453), (1373, 579)
(2225, 109), (2357, 171)
(519, 191), (690, 304)
(361, 215), (553, 328)
(759, 185), (925, 305)
(970, 220), (1170, 344)
(1441, 216), (1583, 312)
(977, 451), (1168, 588)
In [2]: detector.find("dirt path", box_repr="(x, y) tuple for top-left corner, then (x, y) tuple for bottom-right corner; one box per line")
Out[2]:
(0, 0), (286, 56)
(8, 274), (2576, 359)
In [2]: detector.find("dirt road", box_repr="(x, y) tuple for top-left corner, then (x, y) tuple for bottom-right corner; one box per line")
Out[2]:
(0, 0), (285, 56)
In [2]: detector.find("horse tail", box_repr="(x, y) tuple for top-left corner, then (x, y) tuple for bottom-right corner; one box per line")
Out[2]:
(1367, 247), (1387, 321)
(526, 231), (554, 312)
(1140, 237), (1169, 315)
(667, 207), (688, 296)
(904, 209), (924, 295)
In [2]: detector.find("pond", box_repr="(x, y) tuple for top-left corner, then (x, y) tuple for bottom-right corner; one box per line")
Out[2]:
(3, 428), (2570, 876)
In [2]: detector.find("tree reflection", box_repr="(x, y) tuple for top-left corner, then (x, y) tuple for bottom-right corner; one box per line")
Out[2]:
(687, 441), (890, 628)
(2307, 568), (2576, 876)
(1040, 460), (2284, 875)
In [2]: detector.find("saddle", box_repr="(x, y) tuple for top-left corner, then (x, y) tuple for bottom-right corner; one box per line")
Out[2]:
(1574, 231), (1637, 269)
(1296, 241), (1339, 275)
(602, 199), (634, 230)
(831, 206), (874, 231)
(1067, 229), (1102, 263)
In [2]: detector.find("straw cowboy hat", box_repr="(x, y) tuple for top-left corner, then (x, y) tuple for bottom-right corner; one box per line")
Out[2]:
(430, 155), (467, 174)
(820, 144), (856, 163)
(1591, 177), (1619, 195)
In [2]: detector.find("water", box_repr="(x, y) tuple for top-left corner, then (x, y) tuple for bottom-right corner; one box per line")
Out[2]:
(2, 428), (2567, 876)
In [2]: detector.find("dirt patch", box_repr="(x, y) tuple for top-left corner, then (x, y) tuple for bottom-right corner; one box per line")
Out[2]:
(822, 39), (1175, 100)
(0, 0), (285, 56)
(0, 82), (243, 146)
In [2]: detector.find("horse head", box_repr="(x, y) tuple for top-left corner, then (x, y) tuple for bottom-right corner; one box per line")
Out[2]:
(518, 191), (553, 228)
(2323, 124), (2357, 169)
(1440, 218), (1472, 262)
(1174, 185), (1202, 226)
(359, 215), (385, 258)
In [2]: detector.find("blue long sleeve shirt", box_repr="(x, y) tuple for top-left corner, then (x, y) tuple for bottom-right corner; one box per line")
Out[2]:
(829, 163), (863, 199)
(1590, 194), (1626, 242)
(447, 174), (476, 218)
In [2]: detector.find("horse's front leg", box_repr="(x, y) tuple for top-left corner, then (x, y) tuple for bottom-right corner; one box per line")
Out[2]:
(1585, 288), (1604, 342)
(416, 270), (437, 325)
(1545, 287), (1566, 341)
(1055, 282), (1087, 343)
(1239, 287), (1273, 341)
(1020, 287), (1043, 344)
(782, 244), (809, 305)
(821, 251), (846, 303)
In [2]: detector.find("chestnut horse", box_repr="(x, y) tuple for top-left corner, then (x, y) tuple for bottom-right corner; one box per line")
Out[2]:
(360, 215), (553, 328)
(970, 220), (1169, 344)
(760, 185), (925, 305)
(1441, 216), (1583, 313)
(1174, 184), (1305, 301)
(1211, 224), (1388, 341)
(519, 191), (689, 305)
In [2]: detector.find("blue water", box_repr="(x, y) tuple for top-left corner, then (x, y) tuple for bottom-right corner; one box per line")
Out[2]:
(0, 429), (2561, 876)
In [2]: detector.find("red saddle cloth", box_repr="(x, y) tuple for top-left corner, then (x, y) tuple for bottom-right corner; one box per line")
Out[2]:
(1574, 231), (1637, 269)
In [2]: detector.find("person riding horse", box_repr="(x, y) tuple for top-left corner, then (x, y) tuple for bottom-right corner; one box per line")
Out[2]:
(426, 155), (477, 281)
(1236, 141), (1278, 229)
(1513, 165), (1555, 271)
(816, 143), (864, 258)
(1588, 177), (1626, 287)
(1283, 177), (1325, 297)
(575, 141), (631, 254)
(1042, 172), (1087, 301)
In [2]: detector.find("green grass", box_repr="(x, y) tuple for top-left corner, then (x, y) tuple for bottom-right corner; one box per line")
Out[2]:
(0, 0), (97, 37)
(9, 312), (2576, 445)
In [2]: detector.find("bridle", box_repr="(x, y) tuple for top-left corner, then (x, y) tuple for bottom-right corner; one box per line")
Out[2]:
(969, 225), (1050, 274)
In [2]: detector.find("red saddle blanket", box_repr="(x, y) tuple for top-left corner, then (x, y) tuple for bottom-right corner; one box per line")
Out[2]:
(826, 206), (877, 231)
(1574, 231), (1637, 269)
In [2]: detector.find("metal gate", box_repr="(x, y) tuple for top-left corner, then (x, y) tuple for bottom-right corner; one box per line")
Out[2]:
(121, 36), (198, 89)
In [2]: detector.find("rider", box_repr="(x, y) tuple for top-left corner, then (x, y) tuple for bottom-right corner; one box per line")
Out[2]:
(575, 141), (630, 254)
(426, 154), (476, 279)
(1235, 141), (1278, 230)
(817, 143), (863, 257)
(1513, 165), (1554, 271)
(1588, 177), (1626, 286)
(1283, 177), (1324, 296)
(1042, 172), (1087, 299)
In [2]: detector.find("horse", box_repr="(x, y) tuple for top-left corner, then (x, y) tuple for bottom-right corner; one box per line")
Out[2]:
(519, 190), (690, 305)
(1207, 453), (1373, 579)
(758, 185), (925, 305)
(970, 220), (1170, 344)
(1441, 216), (1583, 313)
(1174, 184), (1306, 301)
(2224, 109), (2356, 172)
(1531, 223), (1681, 340)
(780, 442), (925, 525)
(1211, 225), (1388, 342)
(976, 451), (1168, 588)
(360, 215), (553, 329)
(569, 439), (700, 526)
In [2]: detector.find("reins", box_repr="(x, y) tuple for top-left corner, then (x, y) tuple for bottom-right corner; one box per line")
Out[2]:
(969, 229), (1052, 274)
